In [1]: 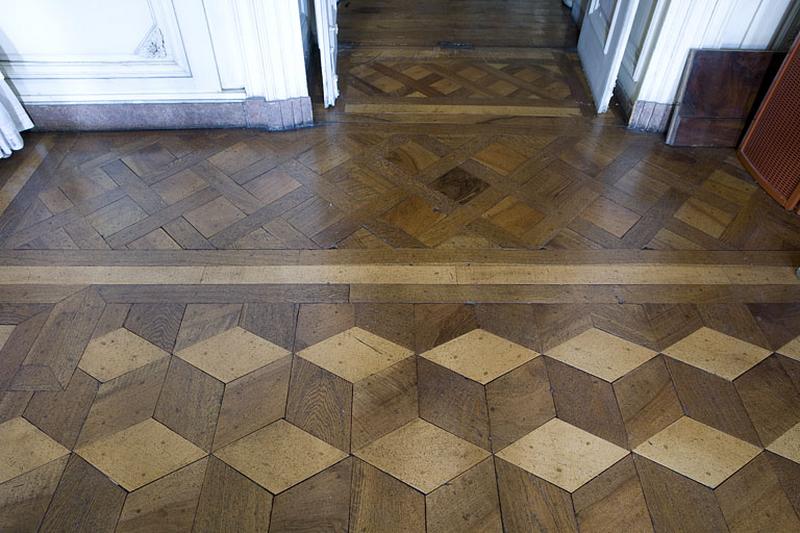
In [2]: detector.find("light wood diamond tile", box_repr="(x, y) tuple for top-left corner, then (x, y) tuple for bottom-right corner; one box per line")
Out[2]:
(0, 325), (14, 351)
(767, 422), (800, 464)
(472, 143), (527, 175)
(663, 327), (771, 381)
(673, 198), (734, 239)
(546, 327), (657, 382)
(496, 418), (628, 492)
(76, 418), (206, 491)
(421, 329), (539, 384)
(354, 418), (490, 494)
(79, 328), (170, 382)
(778, 336), (800, 362)
(0, 417), (69, 484)
(176, 326), (290, 383)
(634, 417), (760, 488)
(214, 419), (347, 494)
(297, 327), (413, 383)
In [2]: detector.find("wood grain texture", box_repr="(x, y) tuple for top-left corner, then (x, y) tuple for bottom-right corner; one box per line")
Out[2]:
(634, 455), (729, 533)
(14, 287), (105, 391)
(24, 368), (99, 449)
(270, 457), (353, 532)
(349, 459), (426, 533)
(546, 357), (628, 448)
(495, 456), (577, 533)
(426, 457), (502, 533)
(286, 356), (353, 452)
(117, 458), (207, 533)
(194, 456), (272, 533)
(213, 354), (291, 450)
(666, 357), (761, 446)
(39, 455), (126, 533)
(154, 356), (224, 451)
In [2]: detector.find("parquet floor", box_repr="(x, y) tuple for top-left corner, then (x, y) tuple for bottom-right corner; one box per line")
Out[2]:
(2, 0), (800, 531)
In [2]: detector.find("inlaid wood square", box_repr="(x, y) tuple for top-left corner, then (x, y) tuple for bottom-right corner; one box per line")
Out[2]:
(768, 422), (800, 464)
(663, 327), (771, 380)
(214, 420), (346, 494)
(431, 167), (490, 205)
(472, 142), (528, 176)
(176, 326), (290, 383)
(546, 327), (657, 382)
(354, 418), (489, 494)
(482, 196), (545, 238)
(184, 197), (246, 238)
(381, 195), (447, 238)
(673, 197), (734, 238)
(79, 328), (169, 382)
(580, 196), (641, 238)
(385, 141), (439, 174)
(421, 329), (538, 384)
(496, 418), (628, 492)
(297, 326), (413, 383)
(76, 418), (206, 491)
(151, 169), (208, 205)
(633, 417), (760, 488)
(0, 418), (69, 484)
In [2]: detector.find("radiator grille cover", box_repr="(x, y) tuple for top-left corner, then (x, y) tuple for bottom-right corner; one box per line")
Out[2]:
(739, 35), (800, 209)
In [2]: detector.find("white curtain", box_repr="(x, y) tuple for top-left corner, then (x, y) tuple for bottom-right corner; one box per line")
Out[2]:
(0, 69), (33, 159)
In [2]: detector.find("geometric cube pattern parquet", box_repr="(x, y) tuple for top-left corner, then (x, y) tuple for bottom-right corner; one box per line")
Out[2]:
(2, 298), (800, 531)
(2, 1), (800, 530)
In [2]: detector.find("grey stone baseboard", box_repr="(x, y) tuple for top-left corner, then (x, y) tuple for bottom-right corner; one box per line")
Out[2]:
(25, 96), (313, 131)
(613, 85), (674, 134)
(626, 100), (674, 133)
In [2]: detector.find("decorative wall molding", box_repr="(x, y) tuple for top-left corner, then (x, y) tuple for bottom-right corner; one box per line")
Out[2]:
(1, 0), (311, 130)
(25, 96), (313, 131)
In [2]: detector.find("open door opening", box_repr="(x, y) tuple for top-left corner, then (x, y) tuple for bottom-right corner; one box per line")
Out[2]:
(577, 0), (641, 113)
(314, 0), (339, 107)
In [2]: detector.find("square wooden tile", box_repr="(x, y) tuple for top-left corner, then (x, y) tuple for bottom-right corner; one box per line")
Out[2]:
(297, 327), (413, 383)
(177, 326), (290, 383)
(385, 141), (439, 174)
(243, 169), (302, 204)
(778, 336), (800, 362)
(431, 167), (489, 205)
(673, 198), (734, 238)
(184, 197), (246, 238)
(382, 195), (446, 238)
(354, 418), (490, 493)
(482, 197), (545, 238)
(214, 420), (346, 494)
(420, 329), (539, 384)
(0, 417), (69, 484)
(86, 197), (148, 237)
(151, 169), (208, 205)
(76, 418), (206, 491)
(473, 143), (527, 175)
(634, 417), (760, 488)
(767, 422), (800, 463)
(663, 327), (771, 381)
(546, 328), (657, 382)
(79, 328), (169, 382)
(496, 418), (628, 492)
(581, 196), (641, 238)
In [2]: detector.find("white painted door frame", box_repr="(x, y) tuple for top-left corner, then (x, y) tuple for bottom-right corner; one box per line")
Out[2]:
(314, 0), (339, 107)
(578, 0), (641, 113)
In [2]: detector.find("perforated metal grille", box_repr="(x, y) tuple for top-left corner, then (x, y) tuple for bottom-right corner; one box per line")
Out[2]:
(740, 37), (800, 207)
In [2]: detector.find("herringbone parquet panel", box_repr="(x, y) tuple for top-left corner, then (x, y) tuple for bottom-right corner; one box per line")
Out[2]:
(1, 298), (800, 531)
(3, 125), (799, 252)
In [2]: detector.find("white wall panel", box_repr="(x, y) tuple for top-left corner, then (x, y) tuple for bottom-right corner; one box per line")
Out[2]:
(622, 0), (794, 106)
(0, 0), (309, 105)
